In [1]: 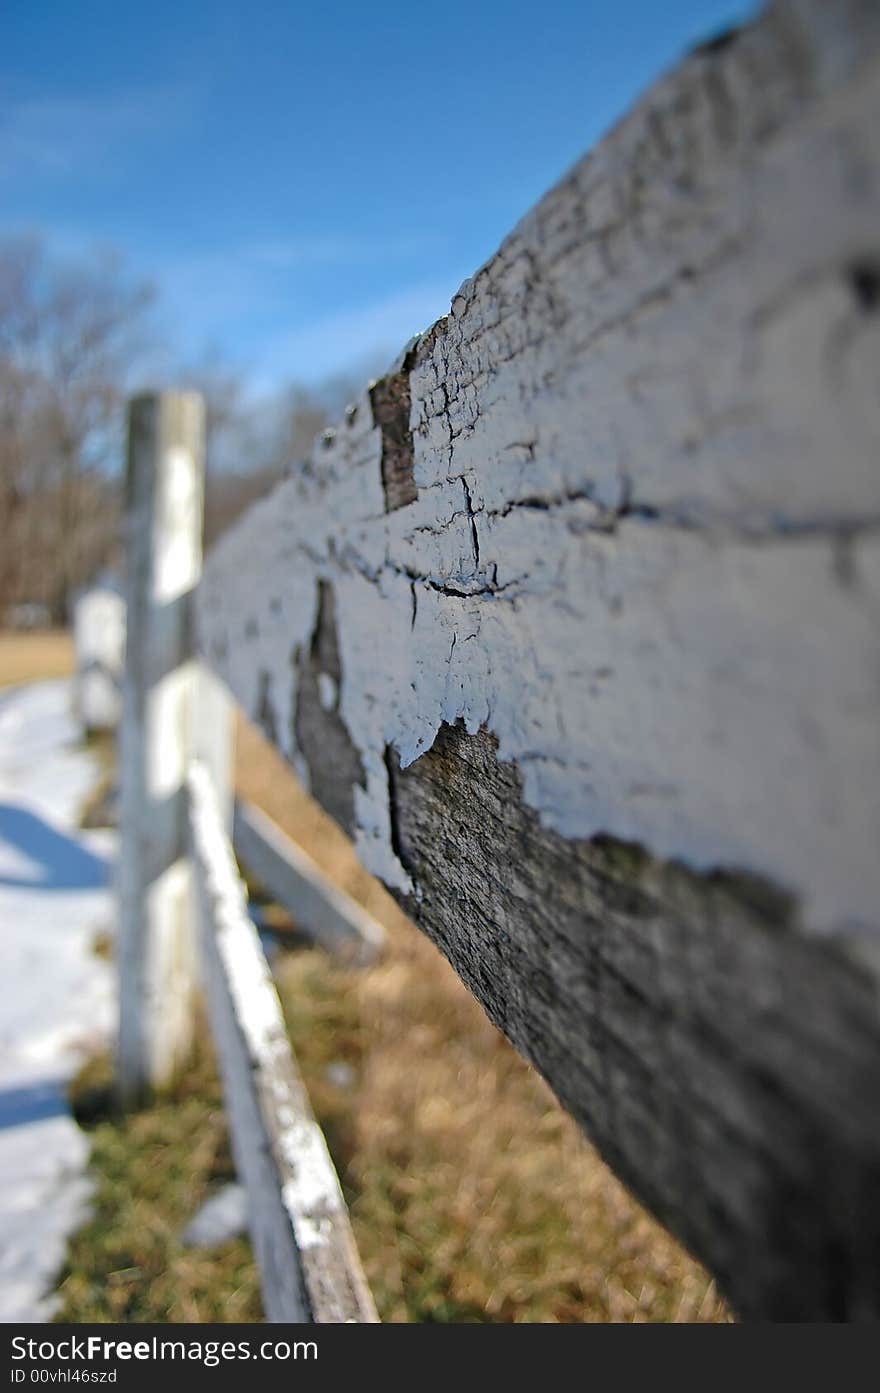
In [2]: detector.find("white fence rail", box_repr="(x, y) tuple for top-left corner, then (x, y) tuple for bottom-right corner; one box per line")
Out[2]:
(189, 763), (377, 1323)
(233, 799), (383, 965)
(117, 0), (880, 1322)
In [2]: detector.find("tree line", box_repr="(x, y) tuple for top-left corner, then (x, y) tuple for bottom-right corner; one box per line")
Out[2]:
(0, 234), (363, 623)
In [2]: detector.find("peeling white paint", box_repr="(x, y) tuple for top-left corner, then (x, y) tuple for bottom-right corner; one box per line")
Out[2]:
(198, 0), (880, 935)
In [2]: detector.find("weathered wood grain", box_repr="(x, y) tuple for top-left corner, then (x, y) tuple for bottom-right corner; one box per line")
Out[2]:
(387, 724), (880, 1321)
(233, 798), (384, 963)
(197, 0), (880, 1318)
(188, 762), (378, 1323)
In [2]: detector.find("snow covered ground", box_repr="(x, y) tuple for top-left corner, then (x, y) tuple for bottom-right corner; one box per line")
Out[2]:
(0, 679), (115, 1321)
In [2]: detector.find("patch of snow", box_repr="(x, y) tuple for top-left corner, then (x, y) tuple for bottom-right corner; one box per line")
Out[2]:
(180, 1183), (247, 1249)
(0, 679), (115, 1321)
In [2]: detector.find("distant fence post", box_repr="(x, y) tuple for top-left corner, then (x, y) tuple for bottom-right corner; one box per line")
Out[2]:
(118, 391), (207, 1105)
(72, 580), (125, 734)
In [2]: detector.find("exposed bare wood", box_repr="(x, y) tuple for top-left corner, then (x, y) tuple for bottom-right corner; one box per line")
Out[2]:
(386, 723), (880, 1321)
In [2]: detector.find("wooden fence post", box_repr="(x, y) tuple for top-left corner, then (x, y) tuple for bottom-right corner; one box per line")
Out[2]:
(118, 391), (207, 1105)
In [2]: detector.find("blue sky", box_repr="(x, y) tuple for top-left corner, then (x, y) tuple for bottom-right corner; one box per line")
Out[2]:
(2, 0), (750, 391)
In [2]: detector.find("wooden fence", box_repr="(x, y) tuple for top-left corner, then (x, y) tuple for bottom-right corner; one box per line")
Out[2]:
(117, 392), (381, 1321)
(118, 0), (880, 1322)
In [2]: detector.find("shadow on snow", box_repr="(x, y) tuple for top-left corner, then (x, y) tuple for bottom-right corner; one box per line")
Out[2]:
(0, 803), (110, 891)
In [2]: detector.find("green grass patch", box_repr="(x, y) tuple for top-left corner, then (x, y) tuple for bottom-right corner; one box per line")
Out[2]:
(56, 1036), (262, 1323)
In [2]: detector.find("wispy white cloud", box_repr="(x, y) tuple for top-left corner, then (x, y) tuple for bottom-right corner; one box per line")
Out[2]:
(158, 249), (282, 339)
(254, 279), (464, 388)
(0, 87), (195, 183)
(157, 234), (447, 326)
(0, 211), (464, 389)
(152, 242), (462, 380)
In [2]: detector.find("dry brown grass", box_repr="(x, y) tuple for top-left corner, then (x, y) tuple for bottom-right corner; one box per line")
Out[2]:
(0, 629), (75, 687)
(236, 714), (730, 1323)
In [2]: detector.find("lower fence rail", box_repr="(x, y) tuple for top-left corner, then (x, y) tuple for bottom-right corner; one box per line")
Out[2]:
(187, 760), (379, 1324)
(233, 798), (384, 965)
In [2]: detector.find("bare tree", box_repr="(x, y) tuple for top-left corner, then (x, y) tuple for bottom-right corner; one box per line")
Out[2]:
(201, 376), (363, 549)
(0, 232), (389, 612)
(0, 234), (156, 619)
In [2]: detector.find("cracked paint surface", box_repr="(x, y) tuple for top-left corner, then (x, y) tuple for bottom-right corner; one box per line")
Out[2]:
(198, 0), (880, 935)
